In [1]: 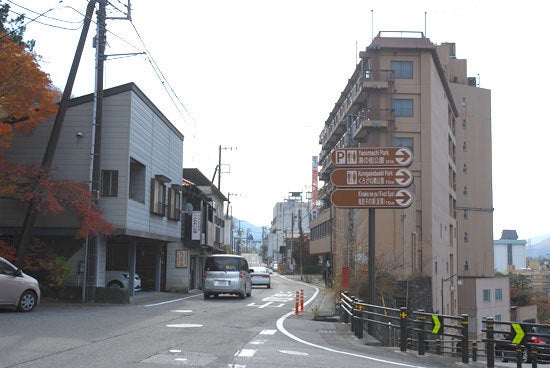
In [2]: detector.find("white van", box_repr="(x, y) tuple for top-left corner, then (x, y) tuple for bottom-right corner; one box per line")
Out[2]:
(203, 254), (252, 299)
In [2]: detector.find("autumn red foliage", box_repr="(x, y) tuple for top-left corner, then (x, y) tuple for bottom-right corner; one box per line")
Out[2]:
(1, 160), (113, 239)
(0, 32), (59, 151)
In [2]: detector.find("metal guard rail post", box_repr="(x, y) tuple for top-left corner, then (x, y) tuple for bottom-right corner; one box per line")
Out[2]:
(400, 307), (407, 352)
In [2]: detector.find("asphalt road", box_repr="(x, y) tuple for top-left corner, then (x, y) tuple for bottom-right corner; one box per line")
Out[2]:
(0, 273), (503, 368)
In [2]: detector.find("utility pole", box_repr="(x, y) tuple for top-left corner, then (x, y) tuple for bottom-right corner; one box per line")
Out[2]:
(298, 208), (304, 281)
(84, 0), (107, 302)
(211, 145), (236, 191)
(15, 0), (97, 267)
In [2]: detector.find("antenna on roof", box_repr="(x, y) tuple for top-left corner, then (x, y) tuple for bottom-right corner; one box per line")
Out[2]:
(371, 9), (374, 41)
(424, 11), (427, 37)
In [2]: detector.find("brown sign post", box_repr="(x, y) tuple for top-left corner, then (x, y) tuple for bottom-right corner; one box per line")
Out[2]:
(329, 146), (414, 316)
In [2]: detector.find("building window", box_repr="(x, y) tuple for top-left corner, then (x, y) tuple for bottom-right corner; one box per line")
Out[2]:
(483, 289), (490, 302)
(392, 99), (414, 117)
(463, 142), (468, 151)
(464, 232), (469, 242)
(391, 60), (413, 79)
(392, 137), (414, 152)
(462, 119), (467, 129)
(150, 175), (170, 216)
(463, 186), (468, 196)
(463, 164), (468, 174)
(100, 170), (118, 197)
(167, 185), (182, 221)
(129, 158), (145, 203)
(464, 261), (469, 271)
(495, 288), (503, 301)
(463, 210), (469, 219)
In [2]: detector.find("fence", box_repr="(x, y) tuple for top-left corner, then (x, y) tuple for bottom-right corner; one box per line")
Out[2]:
(339, 291), (550, 367)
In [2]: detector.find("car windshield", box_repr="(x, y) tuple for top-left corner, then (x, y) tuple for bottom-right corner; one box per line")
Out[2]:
(205, 258), (239, 272)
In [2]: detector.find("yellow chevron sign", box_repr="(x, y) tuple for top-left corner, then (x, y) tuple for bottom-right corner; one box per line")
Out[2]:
(432, 315), (441, 334)
(512, 323), (525, 344)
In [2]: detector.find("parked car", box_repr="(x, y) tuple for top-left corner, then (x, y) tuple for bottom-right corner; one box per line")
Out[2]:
(203, 254), (252, 299)
(105, 270), (141, 291)
(0, 256), (40, 312)
(250, 266), (271, 288)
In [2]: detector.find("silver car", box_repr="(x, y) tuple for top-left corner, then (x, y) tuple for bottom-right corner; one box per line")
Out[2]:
(250, 266), (271, 288)
(0, 256), (41, 312)
(203, 254), (252, 299)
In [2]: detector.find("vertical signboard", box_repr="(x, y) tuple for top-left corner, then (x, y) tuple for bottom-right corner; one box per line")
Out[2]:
(191, 211), (201, 240)
(312, 156), (318, 217)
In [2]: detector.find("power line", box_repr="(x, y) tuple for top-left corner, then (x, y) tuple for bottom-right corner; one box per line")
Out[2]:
(129, 20), (197, 131)
(6, 0), (84, 30)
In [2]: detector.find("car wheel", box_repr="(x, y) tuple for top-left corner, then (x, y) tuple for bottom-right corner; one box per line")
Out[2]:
(17, 290), (37, 312)
(203, 293), (210, 299)
(246, 286), (251, 297)
(107, 281), (124, 288)
(267, 283), (271, 289)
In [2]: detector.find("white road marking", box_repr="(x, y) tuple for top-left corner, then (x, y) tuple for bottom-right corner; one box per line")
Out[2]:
(170, 309), (193, 313)
(166, 323), (203, 328)
(235, 349), (256, 357)
(260, 329), (277, 335)
(169, 349), (181, 353)
(249, 339), (268, 345)
(143, 293), (201, 307)
(175, 358), (187, 361)
(247, 301), (285, 308)
(279, 350), (309, 356)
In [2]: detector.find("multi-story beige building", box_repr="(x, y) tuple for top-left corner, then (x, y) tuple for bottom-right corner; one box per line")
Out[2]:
(311, 31), (504, 328)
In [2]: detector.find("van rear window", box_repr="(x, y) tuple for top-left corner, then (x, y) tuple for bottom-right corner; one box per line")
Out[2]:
(205, 257), (239, 271)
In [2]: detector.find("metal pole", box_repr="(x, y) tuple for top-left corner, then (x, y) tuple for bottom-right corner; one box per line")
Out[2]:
(217, 145), (221, 190)
(368, 208), (376, 334)
(86, 0), (107, 302)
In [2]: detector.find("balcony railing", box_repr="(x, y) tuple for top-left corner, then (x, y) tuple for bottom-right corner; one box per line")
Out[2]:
(353, 108), (394, 140)
(319, 69), (395, 151)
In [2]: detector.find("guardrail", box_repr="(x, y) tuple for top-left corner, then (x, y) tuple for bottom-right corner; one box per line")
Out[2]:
(339, 291), (550, 367)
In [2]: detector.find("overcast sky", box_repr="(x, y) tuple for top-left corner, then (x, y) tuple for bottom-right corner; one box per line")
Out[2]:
(8, 0), (549, 239)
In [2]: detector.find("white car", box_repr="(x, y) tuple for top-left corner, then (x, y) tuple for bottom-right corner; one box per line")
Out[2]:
(0, 256), (41, 312)
(250, 266), (271, 288)
(105, 270), (141, 291)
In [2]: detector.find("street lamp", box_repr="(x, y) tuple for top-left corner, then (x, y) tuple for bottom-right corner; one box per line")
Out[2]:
(441, 273), (462, 314)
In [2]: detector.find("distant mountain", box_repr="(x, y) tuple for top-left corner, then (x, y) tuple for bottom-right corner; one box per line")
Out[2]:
(526, 234), (550, 258)
(232, 218), (266, 243)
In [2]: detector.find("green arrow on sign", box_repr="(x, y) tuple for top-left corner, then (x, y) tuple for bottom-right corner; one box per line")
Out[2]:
(432, 315), (441, 334)
(512, 323), (525, 344)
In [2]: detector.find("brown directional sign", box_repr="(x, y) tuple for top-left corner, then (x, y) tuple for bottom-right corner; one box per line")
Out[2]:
(330, 168), (413, 188)
(330, 147), (413, 167)
(330, 188), (413, 208)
